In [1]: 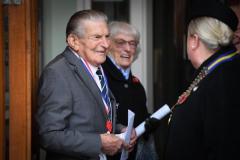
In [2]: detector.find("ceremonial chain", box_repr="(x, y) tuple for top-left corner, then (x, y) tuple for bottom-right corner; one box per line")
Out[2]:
(167, 67), (208, 124)
(168, 50), (239, 124)
(171, 67), (208, 111)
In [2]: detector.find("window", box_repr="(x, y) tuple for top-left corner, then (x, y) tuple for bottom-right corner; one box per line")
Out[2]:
(92, 0), (129, 22)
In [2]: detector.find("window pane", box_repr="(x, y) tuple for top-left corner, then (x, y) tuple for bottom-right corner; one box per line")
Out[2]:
(92, 0), (129, 22)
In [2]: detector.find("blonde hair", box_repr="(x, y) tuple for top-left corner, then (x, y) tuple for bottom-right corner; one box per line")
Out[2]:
(188, 17), (234, 50)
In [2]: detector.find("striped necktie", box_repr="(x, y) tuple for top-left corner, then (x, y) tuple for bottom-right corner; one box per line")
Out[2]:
(96, 67), (111, 112)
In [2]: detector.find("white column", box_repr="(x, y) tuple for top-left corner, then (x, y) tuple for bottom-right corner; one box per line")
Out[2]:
(130, 0), (153, 112)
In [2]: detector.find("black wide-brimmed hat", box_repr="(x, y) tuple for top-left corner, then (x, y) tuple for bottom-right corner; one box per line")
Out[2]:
(187, 0), (238, 31)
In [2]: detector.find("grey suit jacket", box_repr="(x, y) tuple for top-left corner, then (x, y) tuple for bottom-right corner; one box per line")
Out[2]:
(36, 47), (119, 160)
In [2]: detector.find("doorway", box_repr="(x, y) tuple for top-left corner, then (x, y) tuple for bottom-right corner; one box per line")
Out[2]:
(0, 1), (39, 160)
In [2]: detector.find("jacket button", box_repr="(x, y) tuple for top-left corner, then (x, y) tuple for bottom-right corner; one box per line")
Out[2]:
(124, 84), (128, 88)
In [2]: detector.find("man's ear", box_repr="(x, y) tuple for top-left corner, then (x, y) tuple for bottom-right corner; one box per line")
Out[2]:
(67, 34), (81, 51)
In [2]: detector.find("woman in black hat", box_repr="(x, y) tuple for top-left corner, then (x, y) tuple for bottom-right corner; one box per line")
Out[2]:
(165, 1), (240, 160)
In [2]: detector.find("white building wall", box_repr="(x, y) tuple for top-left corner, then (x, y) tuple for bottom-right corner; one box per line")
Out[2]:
(130, 0), (153, 112)
(42, 0), (77, 66)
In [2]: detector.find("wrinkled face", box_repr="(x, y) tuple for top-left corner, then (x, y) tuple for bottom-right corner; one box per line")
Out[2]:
(77, 20), (110, 66)
(109, 34), (138, 69)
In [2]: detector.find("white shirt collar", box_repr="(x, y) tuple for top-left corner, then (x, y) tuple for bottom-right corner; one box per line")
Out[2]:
(108, 55), (130, 80)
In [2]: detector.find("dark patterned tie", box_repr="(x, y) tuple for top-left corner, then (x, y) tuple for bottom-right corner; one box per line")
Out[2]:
(96, 67), (111, 111)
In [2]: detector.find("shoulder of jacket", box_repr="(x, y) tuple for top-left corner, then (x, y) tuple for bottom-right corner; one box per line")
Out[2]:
(132, 75), (141, 83)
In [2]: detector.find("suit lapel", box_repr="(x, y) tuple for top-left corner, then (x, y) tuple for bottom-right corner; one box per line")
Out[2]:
(62, 47), (108, 119)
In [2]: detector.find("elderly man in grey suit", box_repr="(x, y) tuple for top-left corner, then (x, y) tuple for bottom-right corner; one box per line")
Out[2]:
(36, 10), (137, 160)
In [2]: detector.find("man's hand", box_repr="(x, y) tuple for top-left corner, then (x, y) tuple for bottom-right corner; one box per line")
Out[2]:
(100, 133), (124, 155)
(120, 128), (137, 153)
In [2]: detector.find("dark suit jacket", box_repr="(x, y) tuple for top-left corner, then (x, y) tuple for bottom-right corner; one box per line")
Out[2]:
(36, 47), (118, 160)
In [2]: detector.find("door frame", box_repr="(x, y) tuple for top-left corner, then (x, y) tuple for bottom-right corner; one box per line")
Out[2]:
(0, 1), (5, 159)
(0, 0), (39, 159)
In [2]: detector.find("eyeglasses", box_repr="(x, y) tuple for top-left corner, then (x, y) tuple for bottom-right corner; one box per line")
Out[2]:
(113, 39), (138, 49)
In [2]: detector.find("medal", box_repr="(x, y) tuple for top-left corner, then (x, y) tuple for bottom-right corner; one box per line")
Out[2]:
(106, 120), (112, 133)
(177, 92), (189, 104)
(168, 67), (208, 124)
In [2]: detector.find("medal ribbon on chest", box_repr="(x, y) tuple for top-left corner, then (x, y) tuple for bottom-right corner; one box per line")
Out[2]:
(80, 58), (113, 133)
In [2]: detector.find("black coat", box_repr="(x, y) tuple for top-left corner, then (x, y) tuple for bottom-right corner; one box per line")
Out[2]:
(102, 57), (149, 160)
(165, 46), (240, 160)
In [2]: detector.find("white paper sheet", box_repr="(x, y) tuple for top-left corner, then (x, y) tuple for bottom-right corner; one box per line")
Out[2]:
(135, 104), (171, 137)
(120, 110), (135, 160)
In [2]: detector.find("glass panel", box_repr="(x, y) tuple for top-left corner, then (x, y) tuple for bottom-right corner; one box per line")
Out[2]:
(153, 0), (193, 159)
(92, 0), (129, 22)
(41, 0), (77, 67)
